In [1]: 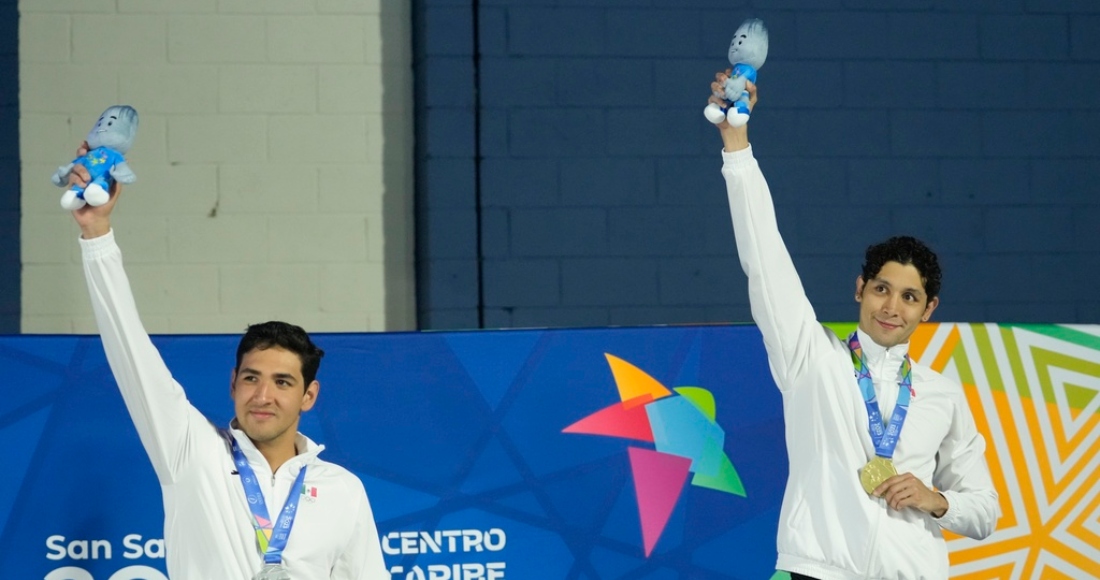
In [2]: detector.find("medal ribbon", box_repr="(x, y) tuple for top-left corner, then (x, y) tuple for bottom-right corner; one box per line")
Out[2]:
(848, 332), (913, 460)
(229, 436), (307, 566)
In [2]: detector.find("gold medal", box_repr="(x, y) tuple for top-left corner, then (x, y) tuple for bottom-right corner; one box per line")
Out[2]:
(860, 456), (897, 495)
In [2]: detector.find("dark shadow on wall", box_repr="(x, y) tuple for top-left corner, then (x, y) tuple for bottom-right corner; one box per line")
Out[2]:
(413, 0), (481, 330)
(0, 0), (19, 333)
(380, 0), (418, 330)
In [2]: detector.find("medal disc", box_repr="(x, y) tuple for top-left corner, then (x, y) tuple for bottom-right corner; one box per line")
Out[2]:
(253, 563), (292, 580)
(859, 456), (898, 495)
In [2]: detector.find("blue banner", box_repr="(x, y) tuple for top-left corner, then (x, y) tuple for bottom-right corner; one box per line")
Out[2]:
(0, 326), (787, 579)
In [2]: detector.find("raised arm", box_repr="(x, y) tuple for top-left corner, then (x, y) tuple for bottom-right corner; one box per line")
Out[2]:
(72, 164), (206, 484)
(716, 80), (829, 389)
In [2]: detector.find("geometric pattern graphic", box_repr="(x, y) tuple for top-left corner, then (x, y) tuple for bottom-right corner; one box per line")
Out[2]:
(563, 354), (746, 556)
(888, 323), (1100, 579)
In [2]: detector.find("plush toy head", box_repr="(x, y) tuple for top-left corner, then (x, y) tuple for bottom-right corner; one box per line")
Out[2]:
(86, 105), (139, 153)
(727, 18), (769, 70)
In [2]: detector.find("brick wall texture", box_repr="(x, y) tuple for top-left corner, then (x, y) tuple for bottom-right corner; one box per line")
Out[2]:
(18, 0), (416, 334)
(416, 0), (1100, 329)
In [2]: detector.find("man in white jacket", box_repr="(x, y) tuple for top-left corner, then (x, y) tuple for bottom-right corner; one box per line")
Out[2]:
(712, 78), (999, 579)
(67, 157), (388, 579)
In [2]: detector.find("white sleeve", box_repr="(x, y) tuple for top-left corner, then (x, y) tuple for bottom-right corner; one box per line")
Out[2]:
(722, 146), (831, 389)
(80, 230), (210, 483)
(333, 480), (388, 579)
(931, 391), (1000, 539)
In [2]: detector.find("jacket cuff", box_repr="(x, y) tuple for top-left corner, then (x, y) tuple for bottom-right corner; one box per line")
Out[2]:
(78, 228), (119, 260)
(934, 490), (960, 528)
(721, 145), (755, 168)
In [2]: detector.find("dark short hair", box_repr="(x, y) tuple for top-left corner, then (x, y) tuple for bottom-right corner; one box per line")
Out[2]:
(235, 321), (325, 386)
(861, 236), (942, 302)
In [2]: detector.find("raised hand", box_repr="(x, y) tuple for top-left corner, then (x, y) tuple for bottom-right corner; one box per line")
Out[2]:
(711, 73), (757, 152)
(68, 141), (122, 239)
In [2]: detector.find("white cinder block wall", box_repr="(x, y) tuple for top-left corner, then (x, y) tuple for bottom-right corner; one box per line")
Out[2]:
(19, 0), (416, 334)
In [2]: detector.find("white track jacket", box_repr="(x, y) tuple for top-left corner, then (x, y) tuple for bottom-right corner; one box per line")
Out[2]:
(81, 231), (388, 579)
(722, 147), (999, 579)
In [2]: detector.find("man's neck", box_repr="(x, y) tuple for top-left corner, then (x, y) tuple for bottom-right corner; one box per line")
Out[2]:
(252, 437), (299, 475)
(855, 327), (911, 369)
(856, 326), (909, 350)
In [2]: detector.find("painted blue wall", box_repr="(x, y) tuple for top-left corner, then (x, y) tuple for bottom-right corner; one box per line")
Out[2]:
(416, 0), (1100, 330)
(0, 0), (18, 333)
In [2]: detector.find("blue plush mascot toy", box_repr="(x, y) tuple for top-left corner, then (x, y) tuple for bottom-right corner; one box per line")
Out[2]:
(704, 18), (768, 127)
(52, 105), (139, 210)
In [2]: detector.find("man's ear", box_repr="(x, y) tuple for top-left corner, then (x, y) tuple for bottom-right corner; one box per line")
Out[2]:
(922, 296), (940, 322)
(855, 276), (865, 302)
(300, 380), (320, 412)
(229, 368), (237, 398)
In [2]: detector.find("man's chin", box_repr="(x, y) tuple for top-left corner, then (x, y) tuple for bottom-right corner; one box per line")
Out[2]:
(240, 424), (279, 444)
(867, 326), (907, 347)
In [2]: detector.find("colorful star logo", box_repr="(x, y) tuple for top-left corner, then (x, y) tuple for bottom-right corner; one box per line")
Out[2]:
(563, 353), (746, 556)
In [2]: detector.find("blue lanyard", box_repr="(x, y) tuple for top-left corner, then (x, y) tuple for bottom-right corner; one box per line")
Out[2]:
(229, 436), (307, 565)
(848, 332), (913, 460)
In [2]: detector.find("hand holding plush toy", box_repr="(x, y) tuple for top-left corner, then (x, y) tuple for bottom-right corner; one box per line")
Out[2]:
(704, 18), (768, 127)
(52, 105), (139, 210)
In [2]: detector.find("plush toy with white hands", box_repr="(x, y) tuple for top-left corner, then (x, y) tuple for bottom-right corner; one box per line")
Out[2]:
(704, 18), (768, 127)
(52, 105), (139, 210)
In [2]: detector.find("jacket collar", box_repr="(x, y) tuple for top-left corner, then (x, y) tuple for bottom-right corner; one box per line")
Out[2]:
(227, 421), (325, 476)
(855, 328), (910, 381)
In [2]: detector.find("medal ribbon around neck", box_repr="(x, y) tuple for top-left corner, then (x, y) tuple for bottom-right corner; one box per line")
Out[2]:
(229, 436), (308, 566)
(848, 332), (913, 460)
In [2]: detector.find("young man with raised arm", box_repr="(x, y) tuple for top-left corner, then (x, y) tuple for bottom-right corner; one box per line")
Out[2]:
(67, 159), (388, 579)
(713, 78), (999, 579)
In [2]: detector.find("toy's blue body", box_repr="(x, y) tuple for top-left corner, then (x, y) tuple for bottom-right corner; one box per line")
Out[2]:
(68, 147), (126, 202)
(724, 63), (758, 118)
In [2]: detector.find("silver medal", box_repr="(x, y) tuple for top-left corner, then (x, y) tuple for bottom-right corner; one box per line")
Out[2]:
(253, 563), (292, 580)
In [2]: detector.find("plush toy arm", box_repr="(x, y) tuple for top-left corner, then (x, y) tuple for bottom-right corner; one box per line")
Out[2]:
(110, 162), (137, 184)
(51, 162), (75, 188)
